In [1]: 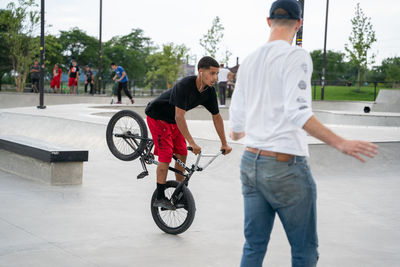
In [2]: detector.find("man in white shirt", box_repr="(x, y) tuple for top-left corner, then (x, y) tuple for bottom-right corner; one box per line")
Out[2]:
(229, 0), (378, 266)
(217, 63), (230, 107)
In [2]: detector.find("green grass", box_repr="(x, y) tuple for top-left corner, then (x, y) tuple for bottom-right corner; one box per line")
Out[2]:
(311, 85), (399, 101)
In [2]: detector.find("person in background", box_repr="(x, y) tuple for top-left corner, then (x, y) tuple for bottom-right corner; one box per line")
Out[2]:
(50, 63), (62, 93)
(68, 59), (79, 94)
(111, 62), (134, 104)
(217, 63), (230, 107)
(84, 66), (94, 95)
(30, 60), (40, 93)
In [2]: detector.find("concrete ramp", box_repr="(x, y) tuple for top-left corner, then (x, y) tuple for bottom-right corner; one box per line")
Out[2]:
(308, 142), (400, 178)
(374, 89), (400, 113)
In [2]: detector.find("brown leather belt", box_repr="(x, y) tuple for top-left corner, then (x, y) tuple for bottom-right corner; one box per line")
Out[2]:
(245, 147), (294, 162)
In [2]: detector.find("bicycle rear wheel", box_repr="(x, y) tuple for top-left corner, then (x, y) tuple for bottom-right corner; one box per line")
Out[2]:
(106, 110), (148, 161)
(151, 180), (196, 235)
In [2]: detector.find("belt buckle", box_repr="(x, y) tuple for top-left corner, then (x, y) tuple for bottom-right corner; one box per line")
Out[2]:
(276, 153), (292, 162)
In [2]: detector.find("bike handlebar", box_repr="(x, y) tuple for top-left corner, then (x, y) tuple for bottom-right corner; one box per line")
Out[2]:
(187, 146), (226, 154)
(186, 146), (225, 171)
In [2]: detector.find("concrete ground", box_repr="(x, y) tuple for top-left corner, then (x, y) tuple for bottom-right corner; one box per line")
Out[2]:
(0, 92), (399, 267)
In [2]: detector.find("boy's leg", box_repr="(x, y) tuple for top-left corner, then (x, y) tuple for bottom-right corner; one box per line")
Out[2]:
(172, 125), (188, 182)
(122, 82), (134, 101)
(117, 83), (122, 102)
(173, 154), (187, 182)
(146, 116), (176, 210)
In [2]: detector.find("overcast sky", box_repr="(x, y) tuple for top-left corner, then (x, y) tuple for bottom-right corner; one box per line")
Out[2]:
(1, 0), (399, 67)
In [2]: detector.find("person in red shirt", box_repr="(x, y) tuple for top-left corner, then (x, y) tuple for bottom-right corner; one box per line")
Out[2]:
(50, 63), (62, 93)
(68, 60), (79, 94)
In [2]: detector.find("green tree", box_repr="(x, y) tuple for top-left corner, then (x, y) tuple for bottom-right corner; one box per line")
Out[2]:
(0, 0), (39, 92)
(146, 43), (189, 89)
(310, 50), (348, 83)
(366, 65), (385, 83)
(345, 3), (377, 91)
(32, 34), (63, 75)
(103, 29), (154, 86)
(59, 27), (98, 67)
(381, 57), (400, 88)
(0, 9), (13, 90)
(221, 48), (232, 66)
(199, 16), (224, 58)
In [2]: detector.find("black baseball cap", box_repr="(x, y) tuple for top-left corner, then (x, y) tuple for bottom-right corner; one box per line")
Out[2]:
(269, 0), (302, 20)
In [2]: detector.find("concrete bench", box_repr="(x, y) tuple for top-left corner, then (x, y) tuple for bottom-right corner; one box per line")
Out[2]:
(0, 135), (88, 185)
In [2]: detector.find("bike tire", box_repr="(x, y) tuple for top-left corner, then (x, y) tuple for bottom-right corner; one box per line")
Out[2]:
(106, 110), (148, 161)
(151, 180), (196, 235)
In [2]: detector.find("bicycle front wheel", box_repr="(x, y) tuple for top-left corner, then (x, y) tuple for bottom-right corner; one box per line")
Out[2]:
(106, 110), (148, 161)
(151, 180), (196, 235)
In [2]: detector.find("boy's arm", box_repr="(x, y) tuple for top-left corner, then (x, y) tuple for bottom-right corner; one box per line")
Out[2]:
(212, 113), (232, 154)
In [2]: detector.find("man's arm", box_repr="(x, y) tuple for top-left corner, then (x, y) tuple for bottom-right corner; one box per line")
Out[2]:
(118, 71), (126, 82)
(175, 107), (201, 154)
(212, 113), (232, 155)
(303, 116), (378, 162)
(229, 130), (245, 141)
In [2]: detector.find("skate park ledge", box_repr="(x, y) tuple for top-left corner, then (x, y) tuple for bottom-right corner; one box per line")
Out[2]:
(0, 135), (88, 185)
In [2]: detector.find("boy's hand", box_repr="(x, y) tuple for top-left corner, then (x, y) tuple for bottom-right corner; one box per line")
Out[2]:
(189, 142), (201, 155)
(221, 144), (232, 155)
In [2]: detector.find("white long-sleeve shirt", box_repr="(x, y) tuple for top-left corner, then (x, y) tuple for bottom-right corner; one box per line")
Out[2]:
(229, 40), (313, 156)
(218, 68), (230, 82)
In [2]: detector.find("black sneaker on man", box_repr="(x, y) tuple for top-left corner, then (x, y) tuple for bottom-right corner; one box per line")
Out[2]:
(153, 198), (176, 210)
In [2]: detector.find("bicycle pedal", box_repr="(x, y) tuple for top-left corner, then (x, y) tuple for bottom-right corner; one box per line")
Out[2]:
(137, 171), (148, 179)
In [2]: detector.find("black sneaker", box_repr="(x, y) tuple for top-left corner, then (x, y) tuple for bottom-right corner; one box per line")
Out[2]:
(153, 198), (176, 210)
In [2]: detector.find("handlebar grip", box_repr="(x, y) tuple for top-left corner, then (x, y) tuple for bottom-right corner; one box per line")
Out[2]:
(221, 149), (226, 154)
(187, 147), (193, 151)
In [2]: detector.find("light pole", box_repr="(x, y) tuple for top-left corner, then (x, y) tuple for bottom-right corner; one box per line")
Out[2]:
(98, 0), (103, 94)
(296, 0), (305, 47)
(37, 0), (46, 109)
(321, 0), (329, 100)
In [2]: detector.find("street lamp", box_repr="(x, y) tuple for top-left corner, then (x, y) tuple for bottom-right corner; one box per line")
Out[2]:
(321, 0), (329, 100)
(37, 0), (46, 109)
(98, 0), (103, 94)
(296, 0), (305, 47)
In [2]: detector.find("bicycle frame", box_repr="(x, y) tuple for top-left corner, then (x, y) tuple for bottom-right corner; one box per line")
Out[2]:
(121, 134), (224, 205)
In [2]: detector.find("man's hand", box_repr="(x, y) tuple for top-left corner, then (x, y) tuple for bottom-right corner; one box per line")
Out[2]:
(221, 144), (232, 155)
(189, 142), (201, 155)
(336, 140), (378, 162)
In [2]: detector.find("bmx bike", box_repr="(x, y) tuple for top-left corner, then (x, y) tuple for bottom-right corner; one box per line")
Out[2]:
(106, 109), (225, 234)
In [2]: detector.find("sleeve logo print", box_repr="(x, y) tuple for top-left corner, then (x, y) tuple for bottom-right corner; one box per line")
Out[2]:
(296, 96), (307, 103)
(299, 105), (309, 110)
(298, 80), (307, 90)
(301, 63), (308, 73)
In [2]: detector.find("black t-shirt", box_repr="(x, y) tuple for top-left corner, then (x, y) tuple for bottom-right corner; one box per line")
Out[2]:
(69, 65), (79, 78)
(85, 70), (93, 81)
(31, 65), (40, 80)
(145, 75), (219, 124)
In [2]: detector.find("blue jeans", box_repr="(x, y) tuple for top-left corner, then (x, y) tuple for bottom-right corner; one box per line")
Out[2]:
(240, 151), (319, 267)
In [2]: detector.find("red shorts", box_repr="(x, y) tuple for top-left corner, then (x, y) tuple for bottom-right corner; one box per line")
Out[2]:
(51, 78), (60, 89)
(68, 77), (77, 87)
(146, 116), (187, 163)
